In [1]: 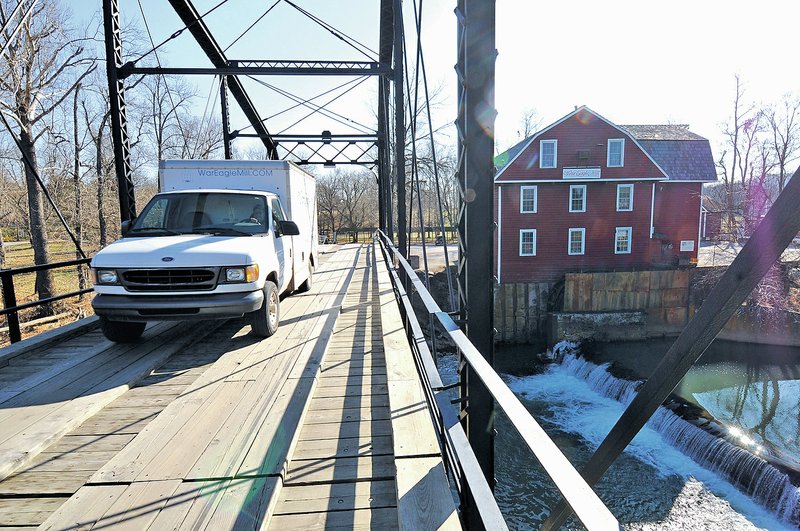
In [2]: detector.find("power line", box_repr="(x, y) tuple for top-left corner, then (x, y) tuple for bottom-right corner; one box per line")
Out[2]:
(130, 0), (230, 66)
(137, 0), (191, 152)
(223, 0), (280, 53)
(281, 0), (377, 60)
(245, 76), (374, 134)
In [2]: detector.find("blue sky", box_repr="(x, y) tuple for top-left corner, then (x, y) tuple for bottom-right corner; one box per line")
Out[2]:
(71, 0), (800, 162)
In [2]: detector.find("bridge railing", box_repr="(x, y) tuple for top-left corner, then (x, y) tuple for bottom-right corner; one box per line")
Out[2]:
(375, 231), (620, 531)
(0, 258), (93, 343)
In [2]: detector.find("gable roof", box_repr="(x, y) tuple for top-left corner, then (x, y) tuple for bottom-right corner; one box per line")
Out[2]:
(495, 106), (669, 180)
(619, 124), (706, 141)
(494, 136), (530, 170)
(621, 125), (717, 182)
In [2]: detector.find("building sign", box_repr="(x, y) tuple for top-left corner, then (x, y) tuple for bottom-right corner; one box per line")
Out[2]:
(563, 167), (601, 179)
(680, 240), (695, 251)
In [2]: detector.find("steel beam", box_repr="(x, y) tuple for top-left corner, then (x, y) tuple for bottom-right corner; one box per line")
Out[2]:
(455, 1), (497, 526)
(378, 0), (394, 239)
(121, 63), (389, 78)
(102, 0), (136, 222)
(394, 0), (406, 257)
(167, 0), (277, 158)
(542, 165), (800, 528)
(220, 76), (232, 159)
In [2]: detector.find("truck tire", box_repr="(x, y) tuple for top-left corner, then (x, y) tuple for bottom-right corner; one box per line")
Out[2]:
(251, 281), (279, 337)
(295, 261), (314, 293)
(100, 318), (146, 343)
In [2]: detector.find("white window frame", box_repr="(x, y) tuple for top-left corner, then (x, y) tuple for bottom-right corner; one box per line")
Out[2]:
(519, 229), (537, 256)
(615, 226), (632, 254)
(520, 185), (538, 213)
(569, 184), (587, 213)
(616, 183), (634, 211)
(568, 228), (586, 255)
(540, 140), (557, 169)
(607, 138), (625, 167)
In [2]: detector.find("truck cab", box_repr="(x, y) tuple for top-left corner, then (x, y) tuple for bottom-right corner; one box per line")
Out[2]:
(90, 160), (317, 342)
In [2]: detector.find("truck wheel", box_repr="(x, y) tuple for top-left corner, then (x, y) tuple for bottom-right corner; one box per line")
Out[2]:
(296, 261), (314, 293)
(251, 281), (279, 337)
(100, 318), (146, 343)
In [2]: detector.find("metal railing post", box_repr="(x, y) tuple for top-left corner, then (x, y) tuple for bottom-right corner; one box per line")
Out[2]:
(0, 271), (21, 343)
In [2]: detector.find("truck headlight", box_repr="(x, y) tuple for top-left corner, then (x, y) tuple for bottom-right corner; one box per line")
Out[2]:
(224, 264), (259, 283)
(94, 269), (119, 284)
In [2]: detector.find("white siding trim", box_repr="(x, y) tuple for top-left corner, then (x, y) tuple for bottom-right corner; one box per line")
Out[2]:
(495, 177), (662, 184)
(497, 186), (502, 283)
(615, 226), (633, 254)
(519, 229), (537, 256)
(520, 185), (538, 213)
(649, 183), (656, 238)
(540, 139), (558, 169)
(616, 183), (634, 211)
(697, 186), (704, 248)
(569, 184), (587, 213)
(568, 228), (586, 255)
(607, 138), (625, 167)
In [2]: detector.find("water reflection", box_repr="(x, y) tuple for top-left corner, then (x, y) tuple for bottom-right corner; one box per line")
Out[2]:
(590, 339), (800, 472)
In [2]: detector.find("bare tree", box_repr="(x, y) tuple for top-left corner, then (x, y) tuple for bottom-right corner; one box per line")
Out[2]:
(518, 107), (542, 140)
(140, 74), (195, 161)
(766, 93), (800, 192)
(717, 75), (770, 238)
(317, 171), (343, 240)
(0, 0), (94, 307)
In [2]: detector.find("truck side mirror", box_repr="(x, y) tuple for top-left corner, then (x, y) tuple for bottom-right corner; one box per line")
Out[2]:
(278, 220), (300, 236)
(121, 218), (135, 236)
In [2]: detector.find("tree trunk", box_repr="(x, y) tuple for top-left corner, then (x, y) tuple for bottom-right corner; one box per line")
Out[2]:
(19, 126), (55, 311)
(95, 134), (107, 248)
(73, 85), (86, 298)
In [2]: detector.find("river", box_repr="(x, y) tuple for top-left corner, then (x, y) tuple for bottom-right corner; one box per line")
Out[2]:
(437, 339), (800, 529)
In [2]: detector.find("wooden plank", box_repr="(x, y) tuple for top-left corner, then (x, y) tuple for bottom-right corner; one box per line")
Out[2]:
(395, 457), (460, 531)
(299, 419), (392, 441)
(284, 455), (395, 485)
(275, 480), (396, 515)
(134, 380), (251, 481)
(269, 507), (399, 530)
(0, 316), (100, 369)
(0, 497), (68, 527)
(145, 479), (231, 531)
(38, 484), (128, 531)
(0, 323), (213, 483)
(316, 373), (388, 388)
(292, 435), (393, 460)
(304, 406), (390, 425)
(312, 383), (388, 399)
(0, 471), (91, 495)
(235, 375), (318, 478)
(18, 451), (117, 473)
(309, 394), (389, 411)
(91, 479), (182, 531)
(202, 476), (278, 530)
(46, 434), (136, 453)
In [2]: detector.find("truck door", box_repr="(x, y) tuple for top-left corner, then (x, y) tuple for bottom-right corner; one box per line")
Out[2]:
(270, 198), (292, 293)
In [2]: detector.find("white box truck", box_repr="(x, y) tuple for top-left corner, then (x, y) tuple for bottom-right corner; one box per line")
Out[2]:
(90, 160), (318, 342)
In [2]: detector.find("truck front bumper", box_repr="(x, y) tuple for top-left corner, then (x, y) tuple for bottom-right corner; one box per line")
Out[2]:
(92, 291), (264, 322)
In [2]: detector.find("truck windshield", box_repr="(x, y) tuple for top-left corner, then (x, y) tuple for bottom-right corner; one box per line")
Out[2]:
(128, 192), (268, 236)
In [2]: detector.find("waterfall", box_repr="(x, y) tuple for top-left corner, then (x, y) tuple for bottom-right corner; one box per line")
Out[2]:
(559, 353), (800, 526)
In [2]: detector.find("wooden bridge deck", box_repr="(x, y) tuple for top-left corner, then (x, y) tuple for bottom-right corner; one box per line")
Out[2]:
(0, 243), (458, 530)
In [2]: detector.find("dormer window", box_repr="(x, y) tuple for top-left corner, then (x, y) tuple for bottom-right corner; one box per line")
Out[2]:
(607, 138), (625, 167)
(540, 140), (557, 169)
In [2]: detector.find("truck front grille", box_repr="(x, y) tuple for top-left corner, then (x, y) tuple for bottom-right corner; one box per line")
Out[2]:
(121, 268), (219, 292)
